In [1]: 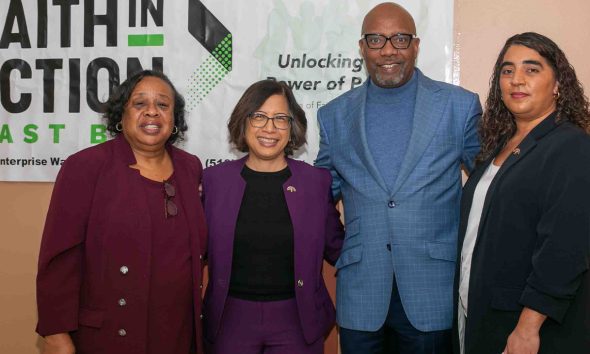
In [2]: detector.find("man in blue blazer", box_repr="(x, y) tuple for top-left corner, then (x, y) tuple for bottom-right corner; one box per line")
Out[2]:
(315, 3), (481, 353)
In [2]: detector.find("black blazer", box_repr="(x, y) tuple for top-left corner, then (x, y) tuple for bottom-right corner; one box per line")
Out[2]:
(453, 112), (590, 354)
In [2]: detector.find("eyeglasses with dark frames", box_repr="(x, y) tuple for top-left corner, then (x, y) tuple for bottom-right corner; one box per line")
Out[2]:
(248, 112), (292, 130)
(362, 33), (417, 50)
(163, 180), (177, 218)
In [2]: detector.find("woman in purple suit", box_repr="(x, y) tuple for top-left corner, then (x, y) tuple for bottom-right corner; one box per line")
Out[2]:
(202, 80), (344, 354)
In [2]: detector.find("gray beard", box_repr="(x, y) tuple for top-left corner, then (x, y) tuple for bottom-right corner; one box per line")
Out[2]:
(373, 62), (411, 88)
(375, 70), (405, 88)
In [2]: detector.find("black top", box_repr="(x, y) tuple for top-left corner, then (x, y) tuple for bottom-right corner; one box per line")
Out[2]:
(229, 165), (295, 301)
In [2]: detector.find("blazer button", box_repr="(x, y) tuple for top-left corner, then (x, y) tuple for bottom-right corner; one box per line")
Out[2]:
(119, 266), (129, 275)
(388, 200), (396, 208)
(118, 298), (127, 307)
(118, 329), (127, 337)
(200, 314), (204, 320)
(297, 279), (304, 287)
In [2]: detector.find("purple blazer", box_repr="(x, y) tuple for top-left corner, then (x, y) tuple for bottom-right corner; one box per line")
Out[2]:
(36, 135), (207, 354)
(202, 156), (344, 344)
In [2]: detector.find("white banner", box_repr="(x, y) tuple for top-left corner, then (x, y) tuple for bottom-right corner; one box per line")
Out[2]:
(0, 0), (454, 181)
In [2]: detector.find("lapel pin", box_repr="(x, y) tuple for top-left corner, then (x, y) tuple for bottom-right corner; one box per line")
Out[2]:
(512, 147), (521, 156)
(287, 186), (296, 192)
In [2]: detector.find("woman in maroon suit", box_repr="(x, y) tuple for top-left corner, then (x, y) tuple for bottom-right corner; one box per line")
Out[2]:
(36, 70), (207, 354)
(202, 80), (344, 354)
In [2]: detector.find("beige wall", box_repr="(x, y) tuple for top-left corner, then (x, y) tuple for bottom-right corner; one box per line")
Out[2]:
(1, 1), (589, 352)
(455, 0), (590, 97)
(0, 183), (50, 353)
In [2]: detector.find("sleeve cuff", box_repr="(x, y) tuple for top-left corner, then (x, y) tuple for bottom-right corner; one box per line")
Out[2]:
(519, 285), (571, 323)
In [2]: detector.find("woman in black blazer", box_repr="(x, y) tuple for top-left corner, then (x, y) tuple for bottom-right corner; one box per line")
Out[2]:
(454, 32), (590, 354)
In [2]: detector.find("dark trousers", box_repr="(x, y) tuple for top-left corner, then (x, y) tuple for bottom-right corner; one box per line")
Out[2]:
(340, 276), (452, 354)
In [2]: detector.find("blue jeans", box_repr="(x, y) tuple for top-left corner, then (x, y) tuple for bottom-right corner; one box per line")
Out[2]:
(340, 276), (452, 354)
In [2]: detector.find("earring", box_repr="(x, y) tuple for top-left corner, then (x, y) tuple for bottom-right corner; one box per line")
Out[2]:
(115, 122), (122, 132)
(172, 126), (179, 134)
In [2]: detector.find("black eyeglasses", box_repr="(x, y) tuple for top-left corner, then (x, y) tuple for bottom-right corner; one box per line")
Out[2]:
(163, 180), (177, 218)
(362, 33), (417, 50)
(248, 112), (292, 130)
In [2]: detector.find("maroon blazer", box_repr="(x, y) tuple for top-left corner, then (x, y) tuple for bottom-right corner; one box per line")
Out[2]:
(36, 135), (207, 354)
(202, 156), (344, 344)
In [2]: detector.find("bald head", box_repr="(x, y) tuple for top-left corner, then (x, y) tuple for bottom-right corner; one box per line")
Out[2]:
(359, 2), (420, 88)
(361, 2), (416, 35)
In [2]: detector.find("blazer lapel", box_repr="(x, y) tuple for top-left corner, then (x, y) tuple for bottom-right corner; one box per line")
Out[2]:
(111, 135), (153, 281)
(169, 147), (205, 259)
(473, 112), (560, 252)
(348, 81), (390, 193)
(470, 141), (536, 257)
(220, 157), (247, 279)
(457, 156), (493, 248)
(283, 159), (306, 273)
(392, 70), (446, 196)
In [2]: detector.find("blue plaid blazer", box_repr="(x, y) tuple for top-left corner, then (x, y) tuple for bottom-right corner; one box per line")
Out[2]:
(315, 69), (482, 332)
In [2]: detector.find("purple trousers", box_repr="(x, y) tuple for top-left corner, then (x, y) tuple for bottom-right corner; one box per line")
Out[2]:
(206, 296), (323, 354)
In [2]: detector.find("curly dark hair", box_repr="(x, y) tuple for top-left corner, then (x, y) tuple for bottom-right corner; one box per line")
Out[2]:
(228, 79), (307, 156)
(102, 70), (187, 144)
(477, 32), (590, 164)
